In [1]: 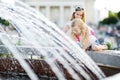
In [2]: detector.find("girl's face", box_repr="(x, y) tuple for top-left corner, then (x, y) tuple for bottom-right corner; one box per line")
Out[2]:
(74, 11), (83, 19)
(72, 25), (81, 35)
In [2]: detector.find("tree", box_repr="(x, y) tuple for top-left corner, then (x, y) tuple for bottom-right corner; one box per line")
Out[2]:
(3, 20), (9, 26)
(0, 17), (10, 26)
(99, 11), (119, 25)
(99, 16), (118, 25)
(108, 11), (117, 18)
(117, 11), (120, 20)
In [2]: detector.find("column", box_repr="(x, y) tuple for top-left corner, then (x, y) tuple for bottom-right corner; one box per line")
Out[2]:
(36, 6), (39, 11)
(46, 6), (50, 19)
(70, 6), (74, 13)
(60, 5), (64, 28)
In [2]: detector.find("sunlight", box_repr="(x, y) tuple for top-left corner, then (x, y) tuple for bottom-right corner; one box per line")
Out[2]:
(1, 0), (15, 5)
(95, 0), (120, 12)
(107, 1), (120, 12)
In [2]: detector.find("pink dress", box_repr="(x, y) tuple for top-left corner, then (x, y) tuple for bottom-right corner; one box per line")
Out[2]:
(75, 30), (97, 48)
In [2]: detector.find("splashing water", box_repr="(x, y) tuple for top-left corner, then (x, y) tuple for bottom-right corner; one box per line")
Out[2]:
(0, 0), (106, 80)
(102, 73), (120, 80)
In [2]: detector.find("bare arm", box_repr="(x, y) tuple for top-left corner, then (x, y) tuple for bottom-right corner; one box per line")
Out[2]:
(89, 35), (108, 51)
(92, 44), (108, 51)
(63, 25), (70, 33)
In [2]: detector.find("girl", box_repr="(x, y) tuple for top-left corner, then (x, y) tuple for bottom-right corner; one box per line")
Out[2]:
(71, 19), (108, 51)
(63, 7), (94, 36)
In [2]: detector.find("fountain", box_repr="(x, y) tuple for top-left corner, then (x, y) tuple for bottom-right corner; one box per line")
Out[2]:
(0, 0), (115, 80)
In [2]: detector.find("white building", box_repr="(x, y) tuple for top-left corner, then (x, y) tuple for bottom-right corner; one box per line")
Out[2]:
(23, 0), (100, 29)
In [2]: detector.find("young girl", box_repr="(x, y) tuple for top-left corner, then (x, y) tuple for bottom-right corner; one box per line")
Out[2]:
(71, 19), (108, 51)
(63, 7), (94, 36)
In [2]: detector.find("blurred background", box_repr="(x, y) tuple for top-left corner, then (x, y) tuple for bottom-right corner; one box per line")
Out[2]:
(1, 0), (120, 50)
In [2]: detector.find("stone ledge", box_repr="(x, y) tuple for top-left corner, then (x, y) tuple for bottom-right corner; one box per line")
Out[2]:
(87, 50), (120, 68)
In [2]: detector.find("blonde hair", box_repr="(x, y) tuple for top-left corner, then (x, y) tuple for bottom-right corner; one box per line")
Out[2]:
(70, 9), (85, 23)
(71, 19), (90, 49)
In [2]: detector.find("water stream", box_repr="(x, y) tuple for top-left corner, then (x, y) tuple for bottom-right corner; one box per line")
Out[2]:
(0, 0), (106, 80)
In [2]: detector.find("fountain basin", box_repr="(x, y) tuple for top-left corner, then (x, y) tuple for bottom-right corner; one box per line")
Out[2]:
(87, 50), (120, 77)
(0, 58), (98, 80)
(0, 46), (120, 79)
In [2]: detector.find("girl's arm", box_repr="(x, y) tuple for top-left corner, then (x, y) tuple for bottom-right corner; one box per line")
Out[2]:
(63, 21), (71, 33)
(92, 44), (108, 51)
(90, 35), (108, 51)
(63, 25), (70, 33)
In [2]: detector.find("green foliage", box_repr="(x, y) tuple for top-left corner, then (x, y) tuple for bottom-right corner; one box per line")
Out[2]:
(107, 16), (118, 24)
(117, 11), (120, 20)
(0, 53), (12, 58)
(3, 20), (10, 26)
(0, 17), (10, 26)
(0, 17), (2, 23)
(108, 11), (117, 17)
(106, 42), (112, 50)
(99, 11), (120, 25)
(100, 16), (118, 25)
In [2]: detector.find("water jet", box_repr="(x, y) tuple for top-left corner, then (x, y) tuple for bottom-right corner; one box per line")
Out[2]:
(0, 0), (119, 80)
